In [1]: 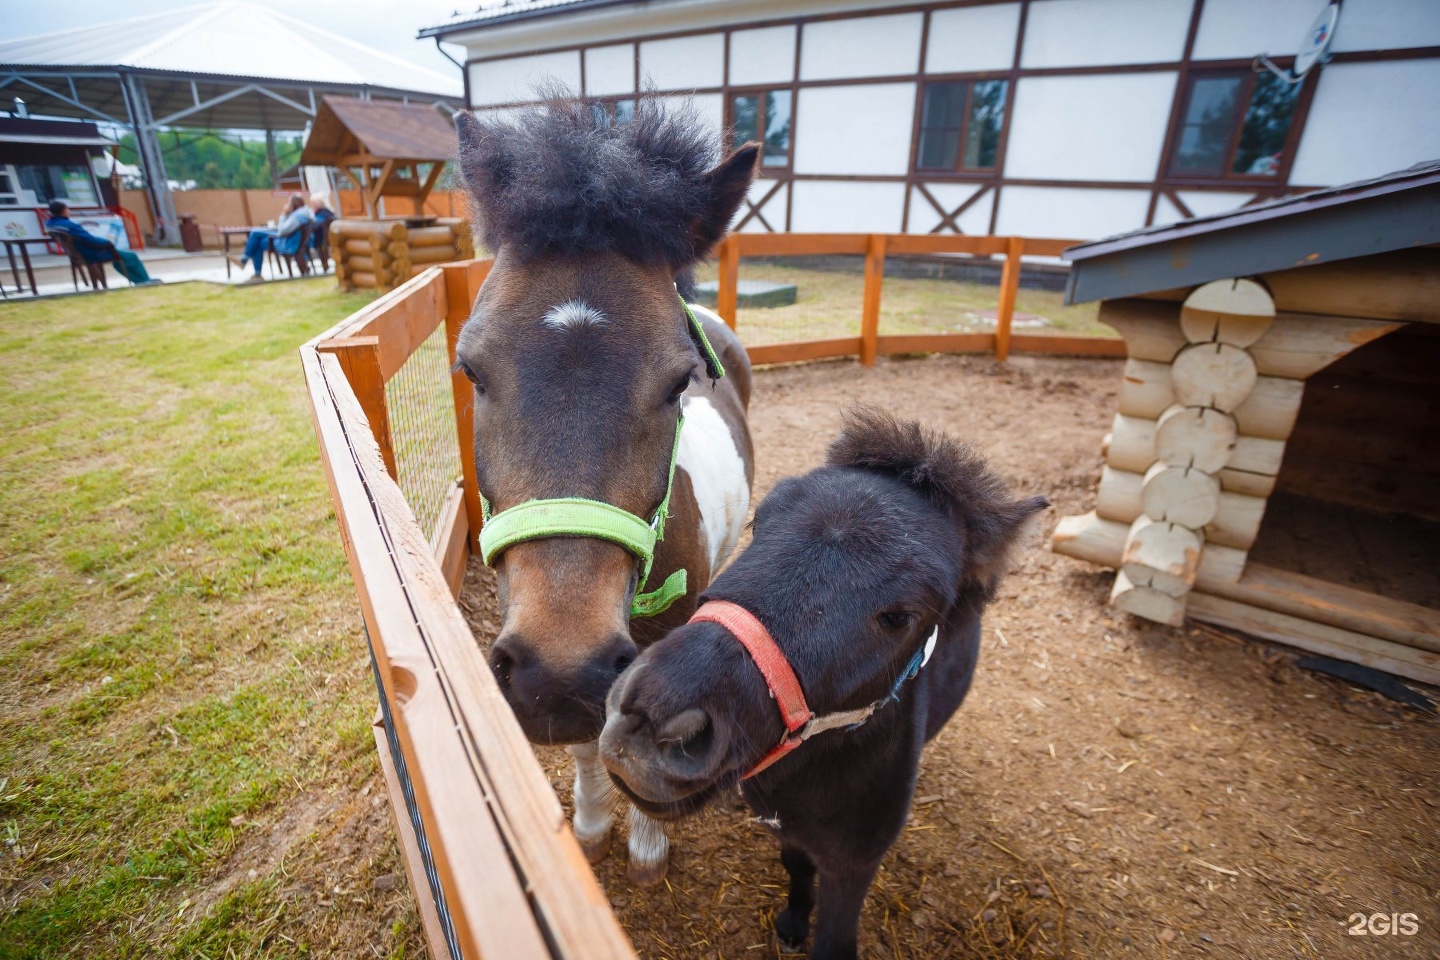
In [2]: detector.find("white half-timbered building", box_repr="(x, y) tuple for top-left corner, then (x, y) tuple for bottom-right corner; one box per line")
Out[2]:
(422, 0), (1440, 240)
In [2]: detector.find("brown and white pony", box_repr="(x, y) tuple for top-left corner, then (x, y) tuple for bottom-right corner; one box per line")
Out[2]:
(452, 95), (757, 883)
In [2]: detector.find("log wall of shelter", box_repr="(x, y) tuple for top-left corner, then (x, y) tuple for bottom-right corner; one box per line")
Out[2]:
(334, 217), (475, 294)
(1053, 248), (1440, 686)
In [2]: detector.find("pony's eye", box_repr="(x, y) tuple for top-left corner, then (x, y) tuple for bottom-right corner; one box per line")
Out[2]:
(877, 610), (918, 631)
(455, 361), (486, 395)
(666, 373), (691, 405)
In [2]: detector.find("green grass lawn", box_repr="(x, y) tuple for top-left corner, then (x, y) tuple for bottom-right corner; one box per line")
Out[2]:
(691, 259), (1108, 346)
(0, 280), (427, 958)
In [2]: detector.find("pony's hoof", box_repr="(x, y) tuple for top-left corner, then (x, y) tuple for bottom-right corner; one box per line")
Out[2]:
(775, 910), (809, 951)
(576, 828), (612, 865)
(627, 855), (667, 887)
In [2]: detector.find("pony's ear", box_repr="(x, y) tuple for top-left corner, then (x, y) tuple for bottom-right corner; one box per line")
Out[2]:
(962, 493), (1049, 600)
(826, 405), (1049, 602)
(691, 142), (759, 259)
(454, 110), (507, 206)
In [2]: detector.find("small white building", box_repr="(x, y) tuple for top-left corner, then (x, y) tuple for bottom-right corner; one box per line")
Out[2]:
(422, 0), (1440, 240)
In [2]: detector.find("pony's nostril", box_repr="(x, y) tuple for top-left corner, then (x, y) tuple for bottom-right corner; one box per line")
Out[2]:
(489, 647), (515, 690)
(656, 708), (713, 764)
(613, 651), (635, 675)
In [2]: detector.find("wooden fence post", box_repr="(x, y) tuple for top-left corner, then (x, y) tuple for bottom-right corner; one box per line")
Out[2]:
(717, 235), (740, 330)
(317, 336), (397, 479)
(860, 233), (887, 367)
(443, 261), (490, 546)
(995, 236), (1024, 362)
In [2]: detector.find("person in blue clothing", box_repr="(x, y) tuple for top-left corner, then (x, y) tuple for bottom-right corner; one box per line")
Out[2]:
(230, 194), (313, 283)
(45, 200), (157, 285)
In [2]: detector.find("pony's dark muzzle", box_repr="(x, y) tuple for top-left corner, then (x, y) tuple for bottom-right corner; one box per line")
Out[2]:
(490, 631), (636, 744)
(598, 664), (730, 808)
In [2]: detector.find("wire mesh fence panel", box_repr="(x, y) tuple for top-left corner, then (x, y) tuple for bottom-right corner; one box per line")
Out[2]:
(876, 255), (1106, 339)
(876, 254), (1006, 338)
(692, 256), (865, 347)
(385, 323), (461, 541)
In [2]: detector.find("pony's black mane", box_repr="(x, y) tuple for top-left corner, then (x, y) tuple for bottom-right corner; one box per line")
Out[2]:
(457, 92), (724, 268)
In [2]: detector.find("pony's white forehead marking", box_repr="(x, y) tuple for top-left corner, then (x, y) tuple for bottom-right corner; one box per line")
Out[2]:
(542, 299), (607, 331)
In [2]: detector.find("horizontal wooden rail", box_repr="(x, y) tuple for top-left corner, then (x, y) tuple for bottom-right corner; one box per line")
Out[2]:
(714, 233), (1122, 366)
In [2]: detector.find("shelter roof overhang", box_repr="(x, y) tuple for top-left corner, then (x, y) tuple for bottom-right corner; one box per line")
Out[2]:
(0, 1), (460, 131)
(1063, 160), (1440, 304)
(0, 132), (112, 147)
(0, 66), (456, 132)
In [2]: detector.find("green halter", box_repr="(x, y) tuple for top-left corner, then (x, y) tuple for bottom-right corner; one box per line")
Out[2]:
(477, 298), (725, 618)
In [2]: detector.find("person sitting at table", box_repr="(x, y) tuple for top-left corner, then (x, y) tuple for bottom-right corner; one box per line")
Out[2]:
(230, 194), (313, 283)
(45, 200), (157, 285)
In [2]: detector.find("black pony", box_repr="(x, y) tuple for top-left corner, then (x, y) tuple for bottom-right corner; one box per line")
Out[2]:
(599, 408), (1047, 959)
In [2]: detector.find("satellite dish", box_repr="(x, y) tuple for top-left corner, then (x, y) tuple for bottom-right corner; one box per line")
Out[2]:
(1294, 3), (1339, 77)
(1256, 3), (1338, 85)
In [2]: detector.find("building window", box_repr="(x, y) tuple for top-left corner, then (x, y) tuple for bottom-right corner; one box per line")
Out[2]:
(730, 90), (792, 168)
(591, 98), (635, 125)
(915, 80), (1008, 173)
(1168, 69), (1301, 179)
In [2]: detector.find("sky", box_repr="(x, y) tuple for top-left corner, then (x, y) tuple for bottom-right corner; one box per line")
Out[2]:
(0, 0), (480, 78)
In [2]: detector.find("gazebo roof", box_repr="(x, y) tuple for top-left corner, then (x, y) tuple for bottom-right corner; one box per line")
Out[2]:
(300, 96), (456, 166)
(0, 1), (461, 130)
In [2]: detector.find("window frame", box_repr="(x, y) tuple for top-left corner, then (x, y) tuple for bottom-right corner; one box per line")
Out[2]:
(725, 86), (794, 175)
(911, 75), (1012, 178)
(1163, 63), (1309, 186)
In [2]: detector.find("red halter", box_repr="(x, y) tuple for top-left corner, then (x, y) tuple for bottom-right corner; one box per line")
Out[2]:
(688, 599), (942, 779)
(688, 600), (811, 778)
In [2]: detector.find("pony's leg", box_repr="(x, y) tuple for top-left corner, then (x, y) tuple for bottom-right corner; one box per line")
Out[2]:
(775, 843), (816, 951)
(626, 805), (670, 887)
(810, 863), (881, 960)
(567, 741), (614, 864)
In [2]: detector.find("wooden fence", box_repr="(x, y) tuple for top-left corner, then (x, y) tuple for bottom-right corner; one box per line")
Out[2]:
(301, 262), (636, 960)
(712, 232), (1125, 364)
(301, 233), (1121, 960)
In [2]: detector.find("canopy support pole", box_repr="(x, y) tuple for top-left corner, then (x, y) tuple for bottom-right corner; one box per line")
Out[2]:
(120, 71), (179, 246)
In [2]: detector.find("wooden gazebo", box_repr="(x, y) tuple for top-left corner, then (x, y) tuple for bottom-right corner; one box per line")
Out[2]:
(301, 95), (454, 217)
(301, 96), (474, 293)
(1052, 161), (1440, 686)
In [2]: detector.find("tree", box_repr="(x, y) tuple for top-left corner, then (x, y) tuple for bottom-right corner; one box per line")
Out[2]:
(116, 130), (304, 189)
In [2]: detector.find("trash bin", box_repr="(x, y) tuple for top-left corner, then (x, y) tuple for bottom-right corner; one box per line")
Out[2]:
(179, 214), (203, 253)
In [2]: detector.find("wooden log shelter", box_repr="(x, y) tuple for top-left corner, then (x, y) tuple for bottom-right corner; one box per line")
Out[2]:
(1054, 161), (1440, 687)
(301, 96), (475, 293)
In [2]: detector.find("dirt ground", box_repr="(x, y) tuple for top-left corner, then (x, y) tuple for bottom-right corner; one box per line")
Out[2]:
(449, 353), (1439, 960)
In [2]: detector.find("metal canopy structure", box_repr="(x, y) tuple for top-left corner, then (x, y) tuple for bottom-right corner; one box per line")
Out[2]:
(0, 1), (461, 242)
(300, 96), (456, 218)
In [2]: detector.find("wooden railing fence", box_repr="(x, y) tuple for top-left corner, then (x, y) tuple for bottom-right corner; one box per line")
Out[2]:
(712, 232), (1125, 364)
(301, 261), (637, 960)
(301, 232), (1122, 960)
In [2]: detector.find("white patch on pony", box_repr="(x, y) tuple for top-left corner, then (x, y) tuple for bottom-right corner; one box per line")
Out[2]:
(542, 299), (607, 331)
(677, 394), (749, 574)
(627, 805), (670, 868)
(567, 741), (614, 846)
